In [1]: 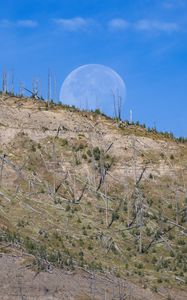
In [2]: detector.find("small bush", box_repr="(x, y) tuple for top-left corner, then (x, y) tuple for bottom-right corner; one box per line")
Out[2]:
(88, 244), (93, 250)
(93, 147), (101, 161)
(65, 204), (71, 212)
(79, 239), (84, 246)
(95, 108), (102, 115)
(75, 143), (85, 152)
(178, 239), (185, 245)
(86, 149), (92, 157)
(82, 153), (87, 160)
(60, 138), (68, 146)
(79, 250), (84, 258)
(151, 285), (158, 293)
(82, 228), (87, 236)
(31, 144), (36, 152)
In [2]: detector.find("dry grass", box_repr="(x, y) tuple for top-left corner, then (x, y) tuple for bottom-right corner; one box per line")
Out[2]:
(0, 95), (187, 299)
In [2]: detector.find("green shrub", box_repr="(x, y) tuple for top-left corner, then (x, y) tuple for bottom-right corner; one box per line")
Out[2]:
(75, 143), (85, 152)
(151, 285), (158, 293)
(79, 250), (84, 258)
(86, 149), (92, 157)
(88, 244), (93, 250)
(31, 144), (36, 152)
(82, 153), (87, 160)
(95, 108), (102, 115)
(178, 239), (185, 245)
(65, 204), (71, 211)
(60, 138), (68, 146)
(93, 147), (101, 161)
(79, 239), (84, 246)
(82, 228), (87, 236)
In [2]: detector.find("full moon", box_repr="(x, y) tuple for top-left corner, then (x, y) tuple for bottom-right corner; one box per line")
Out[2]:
(60, 64), (126, 118)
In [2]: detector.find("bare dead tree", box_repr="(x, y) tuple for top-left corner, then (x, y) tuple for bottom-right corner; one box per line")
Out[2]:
(128, 136), (149, 253)
(135, 189), (144, 253)
(19, 81), (24, 97)
(38, 79), (43, 99)
(53, 73), (57, 102)
(2, 69), (7, 94)
(0, 153), (6, 186)
(11, 70), (14, 95)
(0, 154), (22, 177)
(48, 69), (52, 105)
(32, 79), (39, 97)
(111, 89), (123, 122)
(103, 182), (109, 227)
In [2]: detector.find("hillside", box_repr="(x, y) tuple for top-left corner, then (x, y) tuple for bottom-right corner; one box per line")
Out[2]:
(0, 94), (187, 300)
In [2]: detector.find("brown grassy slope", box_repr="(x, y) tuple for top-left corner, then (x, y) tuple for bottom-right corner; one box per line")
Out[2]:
(0, 94), (187, 299)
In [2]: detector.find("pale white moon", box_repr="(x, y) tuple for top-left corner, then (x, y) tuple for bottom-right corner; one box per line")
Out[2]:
(60, 64), (126, 118)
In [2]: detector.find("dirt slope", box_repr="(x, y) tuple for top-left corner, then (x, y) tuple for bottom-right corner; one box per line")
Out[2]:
(0, 94), (187, 299)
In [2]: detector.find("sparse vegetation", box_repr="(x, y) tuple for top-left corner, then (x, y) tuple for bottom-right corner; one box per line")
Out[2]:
(0, 94), (186, 299)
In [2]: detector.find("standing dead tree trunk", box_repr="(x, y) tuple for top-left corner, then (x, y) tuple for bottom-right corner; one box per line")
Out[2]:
(135, 188), (144, 253)
(48, 69), (52, 107)
(111, 90), (123, 122)
(128, 136), (149, 253)
(0, 154), (6, 187)
(2, 69), (7, 94)
(10, 69), (14, 95)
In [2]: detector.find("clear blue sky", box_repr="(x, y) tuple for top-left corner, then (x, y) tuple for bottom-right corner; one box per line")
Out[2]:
(0, 0), (186, 137)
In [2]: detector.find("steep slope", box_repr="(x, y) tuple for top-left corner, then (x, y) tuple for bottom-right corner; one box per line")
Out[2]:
(0, 94), (187, 299)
